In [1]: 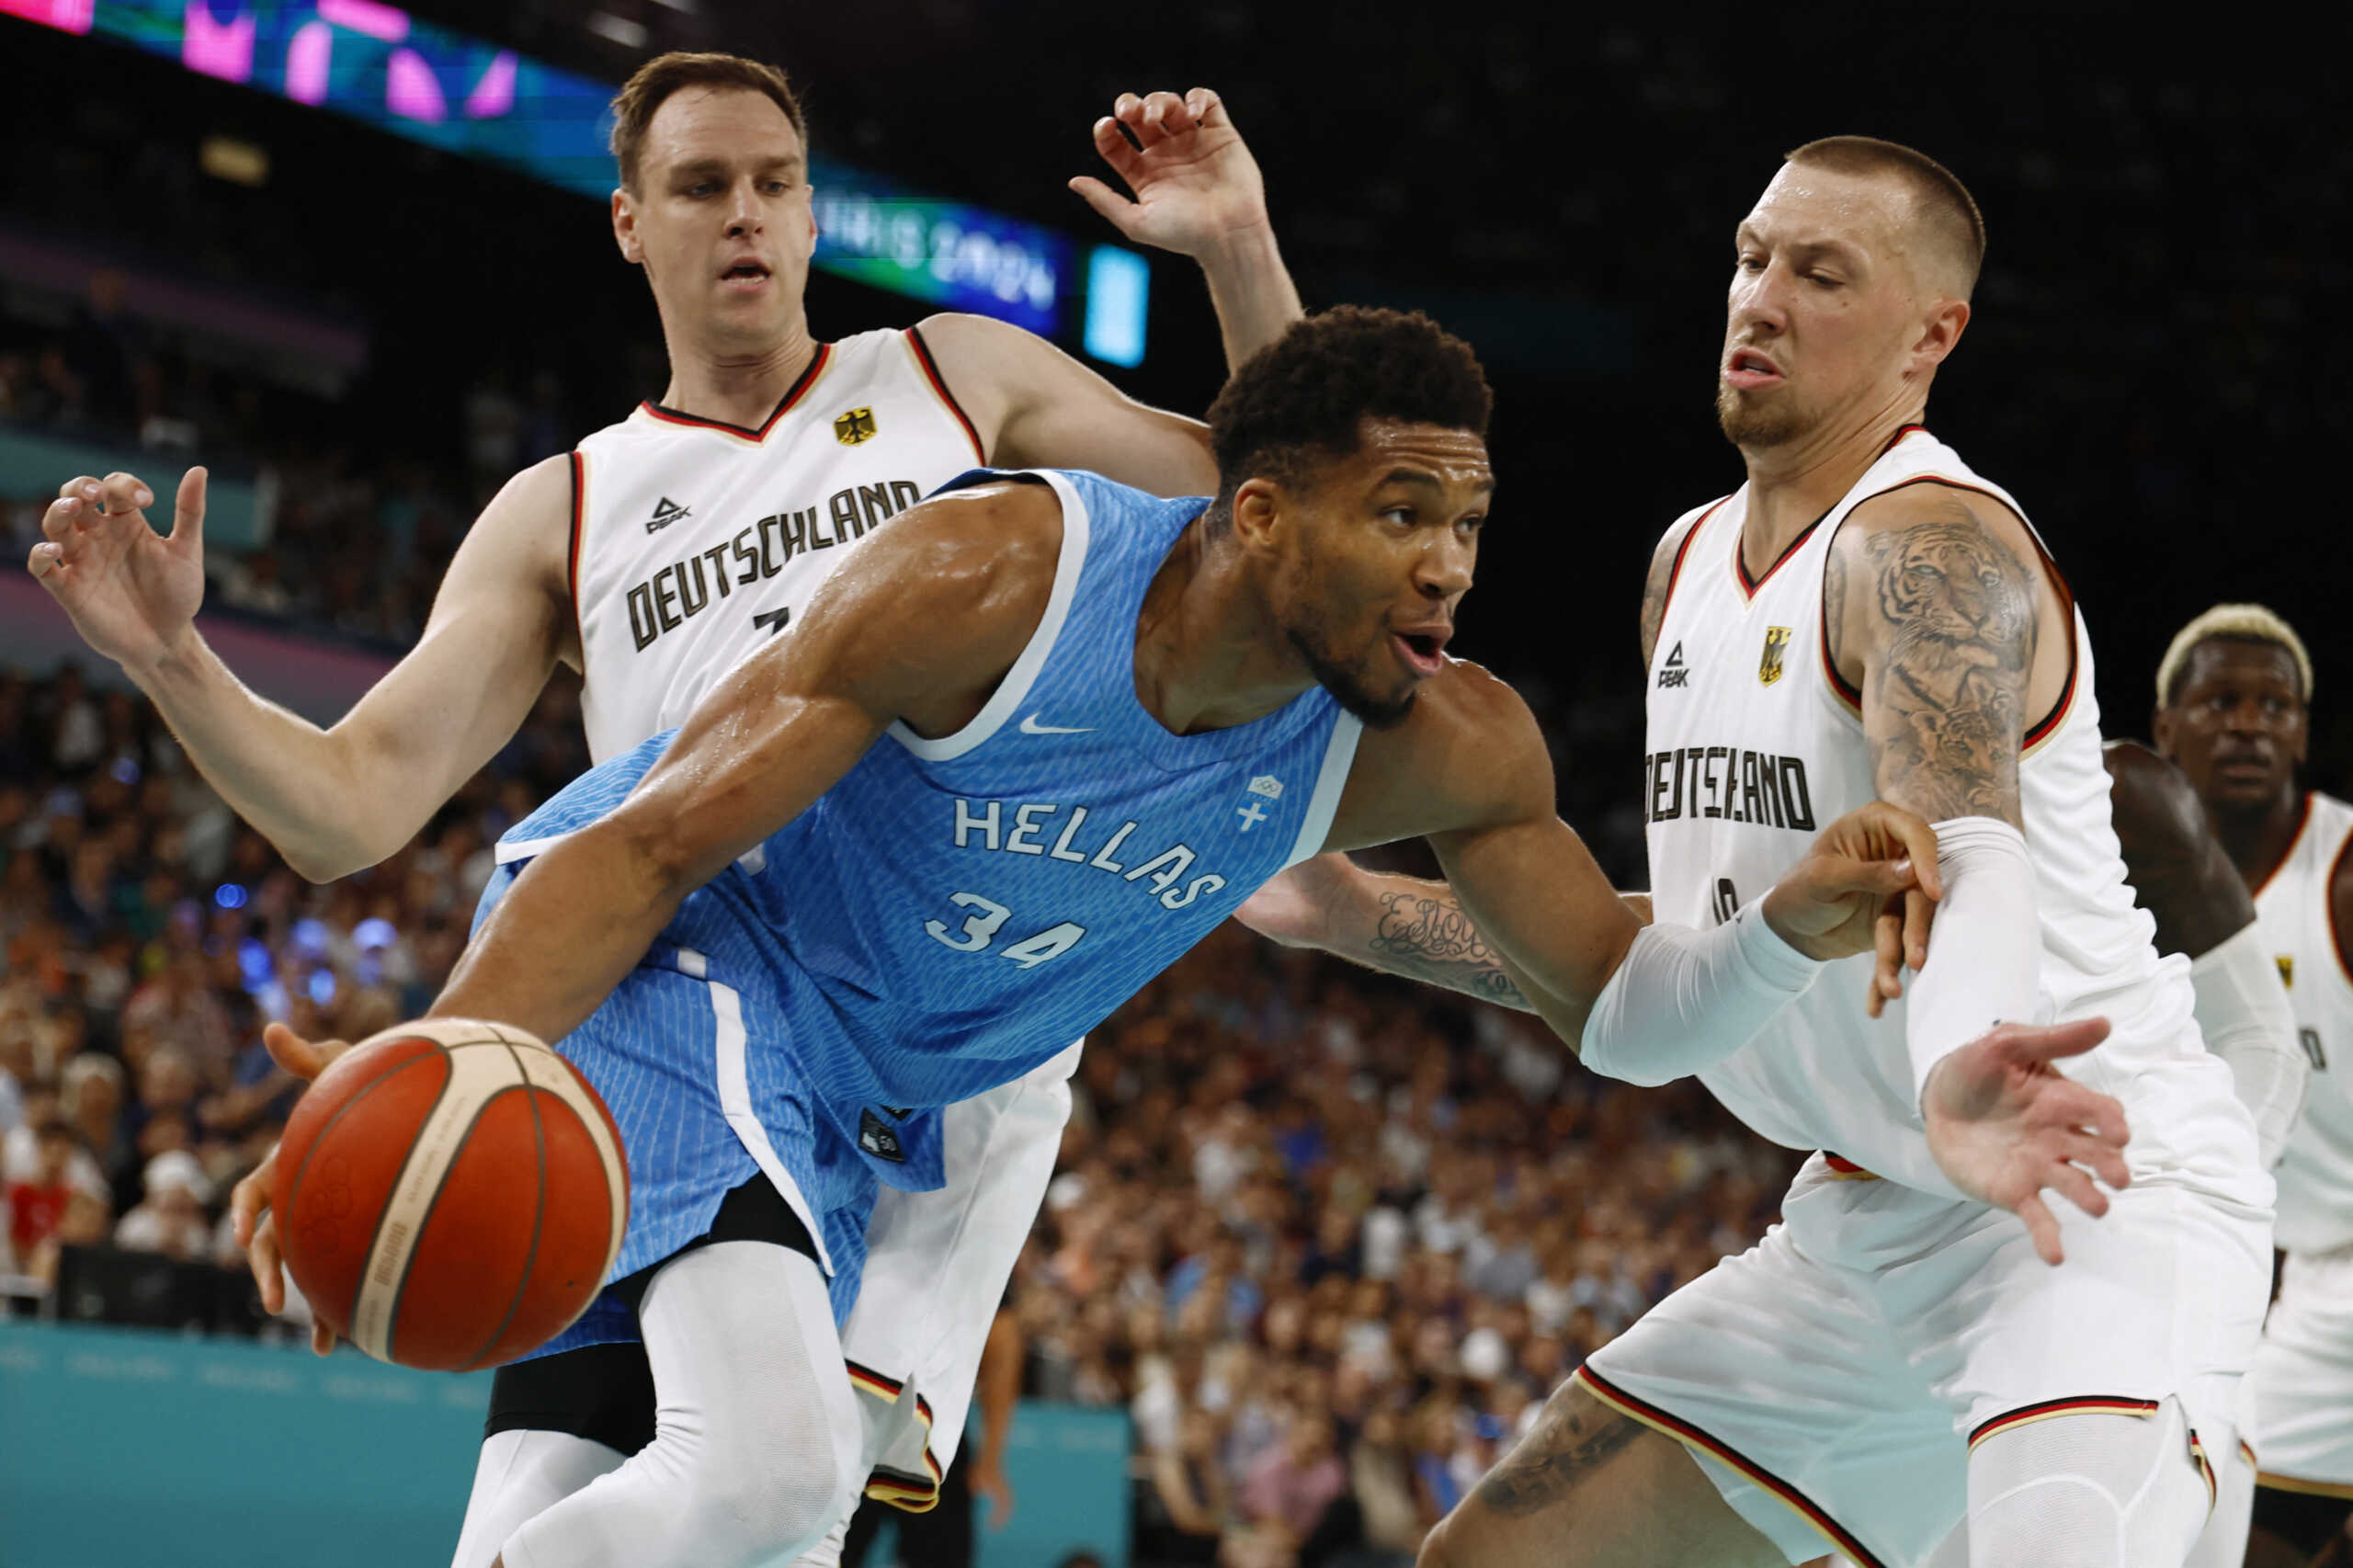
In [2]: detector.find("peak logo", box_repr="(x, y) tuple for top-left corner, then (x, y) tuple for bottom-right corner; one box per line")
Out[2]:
(644, 496), (692, 534)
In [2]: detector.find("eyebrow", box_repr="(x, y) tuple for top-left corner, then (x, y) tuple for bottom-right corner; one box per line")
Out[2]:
(668, 154), (804, 181)
(1375, 468), (1498, 501)
(1734, 225), (1868, 266)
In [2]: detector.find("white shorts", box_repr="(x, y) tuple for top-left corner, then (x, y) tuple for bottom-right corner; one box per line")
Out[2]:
(1578, 1153), (2271, 1567)
(837, 1040), (1080, 1509)
(2248, 1243), (2353, 1497)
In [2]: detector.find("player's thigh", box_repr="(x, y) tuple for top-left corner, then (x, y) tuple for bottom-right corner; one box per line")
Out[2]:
(1420, 1380), (1787, 1568)
(1962, 1403), (2211, 1568)
(449, 1429), (628, 1568)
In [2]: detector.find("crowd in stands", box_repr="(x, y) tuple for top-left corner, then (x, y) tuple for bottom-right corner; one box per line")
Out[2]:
(0, 656), (1792, 1567)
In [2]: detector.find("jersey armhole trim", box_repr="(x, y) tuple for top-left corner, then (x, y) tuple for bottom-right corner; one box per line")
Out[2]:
(1654, 498), (1723, 644)
(888, 470), (1090, 762)
(1283, 714), (1366, 869)
(2325, 818), (2353, 988)
(566, 449), (585, 629)
(905, 326), (987, 465)
(2249, 793), (2314, 902)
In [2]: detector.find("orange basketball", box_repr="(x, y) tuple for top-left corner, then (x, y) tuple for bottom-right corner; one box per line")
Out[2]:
(272, 1017), (629, 1371)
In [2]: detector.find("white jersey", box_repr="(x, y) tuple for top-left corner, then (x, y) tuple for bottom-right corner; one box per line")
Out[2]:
(571, 326), (988, 763)
(1643, 426), (2264, 1203)
(2255, 791), (2353, 1252)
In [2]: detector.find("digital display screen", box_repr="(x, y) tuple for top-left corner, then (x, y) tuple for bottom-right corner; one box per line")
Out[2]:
(1, 0), (1147, 356)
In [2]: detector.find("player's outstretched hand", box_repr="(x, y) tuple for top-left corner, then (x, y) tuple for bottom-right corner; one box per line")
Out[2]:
(231, 1020), (350, 1355)
(1761, 801), (1942, 971)
(1921, 1017), (2129, 1266)
(27, 468), (209, 676)
(1069, 88), (1272, 259)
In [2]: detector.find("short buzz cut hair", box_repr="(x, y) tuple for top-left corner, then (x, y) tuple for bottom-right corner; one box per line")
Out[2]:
(1784, 135), (1987, 300)
(609, 51), (808, 193)
(1205, 307), (1492, 510)
(2156, 603), (2314, 708)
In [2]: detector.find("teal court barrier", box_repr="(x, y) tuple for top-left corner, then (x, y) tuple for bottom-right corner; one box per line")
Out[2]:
(0, 1322), (1130, 1568)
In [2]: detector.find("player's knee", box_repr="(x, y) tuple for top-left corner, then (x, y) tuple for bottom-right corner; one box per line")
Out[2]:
(681, 1449), (847, 1568)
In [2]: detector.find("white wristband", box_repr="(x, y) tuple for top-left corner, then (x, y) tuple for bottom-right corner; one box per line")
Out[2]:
(1904, 816), (2041, 1100)
(1578, 902), (1820, 1086)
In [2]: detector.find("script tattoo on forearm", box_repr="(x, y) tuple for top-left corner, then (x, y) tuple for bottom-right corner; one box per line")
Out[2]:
(1473, 1402), (1644, 1517)
(1369, 891), (1530, 1008)
(1856, 497), (2039, 824)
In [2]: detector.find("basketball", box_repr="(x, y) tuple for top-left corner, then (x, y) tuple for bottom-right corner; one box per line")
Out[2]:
(271, 1018), (629, 1372)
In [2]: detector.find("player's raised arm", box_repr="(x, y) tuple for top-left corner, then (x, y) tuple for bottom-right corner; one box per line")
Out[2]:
(920, 88), (1305, 499)
(28, 458), (575, 881)
(428, 481), (1062, 1046)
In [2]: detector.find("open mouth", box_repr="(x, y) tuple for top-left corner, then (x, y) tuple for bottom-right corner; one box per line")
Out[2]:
(720, 261), (772, 288)
(1723, 347), (1782, 389)
(1392, 631), (1448, 677)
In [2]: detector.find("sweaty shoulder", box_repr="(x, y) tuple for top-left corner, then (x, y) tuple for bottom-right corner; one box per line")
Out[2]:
(906, 312), (1051, 447)
(1336, 658), (1553, 850)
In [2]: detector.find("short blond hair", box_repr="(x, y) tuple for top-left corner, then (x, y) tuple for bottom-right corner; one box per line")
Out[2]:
(2155, 603), (2313, 708)
(609, 52), (807, 194)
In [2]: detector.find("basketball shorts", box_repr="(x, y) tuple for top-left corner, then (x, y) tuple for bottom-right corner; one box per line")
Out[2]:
(2248, 1243), (2353, 1498)
(1577, 1153), (2272, 1567)
(834, 1041), (1081, 1511)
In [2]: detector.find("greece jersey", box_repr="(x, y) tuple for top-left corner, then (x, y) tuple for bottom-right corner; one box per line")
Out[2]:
(1642, 426), (2264, 1204)
(487, 469), (1359, 1358)
(570, 325), (987, 763)
(2255, 790), (2353, 1253)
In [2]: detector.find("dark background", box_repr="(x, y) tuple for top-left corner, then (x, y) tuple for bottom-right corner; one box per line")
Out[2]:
(5, 2), (2348, 855)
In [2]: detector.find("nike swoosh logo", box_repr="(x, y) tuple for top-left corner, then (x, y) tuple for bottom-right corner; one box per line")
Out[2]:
(1019, 714), (1091, 734)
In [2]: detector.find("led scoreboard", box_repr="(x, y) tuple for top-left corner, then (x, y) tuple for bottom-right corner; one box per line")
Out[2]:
(0, 0), (1151, 362)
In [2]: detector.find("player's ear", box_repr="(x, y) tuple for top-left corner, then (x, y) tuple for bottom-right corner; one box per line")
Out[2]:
(613, 188), (644, 266)
(1227, 478), (1285, 556)
(2151, 704), (2176, 757)
(1913, 297), (1969, 371)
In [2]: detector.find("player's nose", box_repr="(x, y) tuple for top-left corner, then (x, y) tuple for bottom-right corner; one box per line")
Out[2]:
(724, 178), (765, 235)
(1415, 533), (1475, 598)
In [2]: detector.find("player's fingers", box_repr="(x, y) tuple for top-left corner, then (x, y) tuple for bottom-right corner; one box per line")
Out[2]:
(1090, 116), (1142, 179)
(40, 494), (85, 543)
(2058, 1130), (2131, 1193)
(2013, 1192), (2065, 1267)
(2038, 1079), (2131, 1154)
(249, 1210), (285, 1312)
(1871, 905), (1904, 1008)
(1131, 90), (1186, 146)
(1187, 86), (1229, 128)
(99, 472), (154, 517)
(311, 1318), (335, 1357)
(1901, 885), (1934, 971)
(171, 467), (207, 551)
(261, 1020), (334, 1080)
(2039, 1152), (2111, 1221)
(27, 540), (64, 581)
(2005, 1015), (2111, 1066)
(57, 473), (100, 501)
(1067, 176), (1142, 233)
(230, 1149), (277, 1247)
(1869, 802), (1943, 901)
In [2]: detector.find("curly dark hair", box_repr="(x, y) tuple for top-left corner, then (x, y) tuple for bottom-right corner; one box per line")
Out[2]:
(1205, 307), (1492, 513)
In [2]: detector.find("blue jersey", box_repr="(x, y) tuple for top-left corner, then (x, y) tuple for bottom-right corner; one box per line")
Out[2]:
(491, 469), (1362, 1319)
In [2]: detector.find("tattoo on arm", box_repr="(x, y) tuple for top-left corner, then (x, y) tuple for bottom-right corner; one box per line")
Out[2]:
(1369, 891), (1531, 1008)
(1856, 497), (2039, 824)
(1473, 1403), (1644, 1517)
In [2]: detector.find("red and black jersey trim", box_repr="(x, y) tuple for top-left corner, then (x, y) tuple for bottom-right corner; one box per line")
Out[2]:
(1969, 1395), (2160, 1449)
(1573, 1367), (1889, 1567)
(845, 1359), (945, 1513)
(1817, 475), (2079, 753)
(2246, 793), (2314, 903)
(565, 449), (585, 621)
(2326, 821), (2353, 987)
(638, 342), (832, 439)
(1733, 505), (1832, 601)
(905, 325), (986, 463)
(1655, 497), (1729, 634)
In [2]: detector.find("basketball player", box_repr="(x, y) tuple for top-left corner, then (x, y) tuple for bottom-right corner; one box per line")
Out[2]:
(1249, 143), (2274, 1568)
(24, 50), (1310, 1566)
(2153, 606), (2353, 1568)
(244, 305), (2124, 1568)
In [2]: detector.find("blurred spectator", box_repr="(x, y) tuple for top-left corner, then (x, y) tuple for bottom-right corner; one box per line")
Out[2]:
(115, 1148), (211, 1259)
